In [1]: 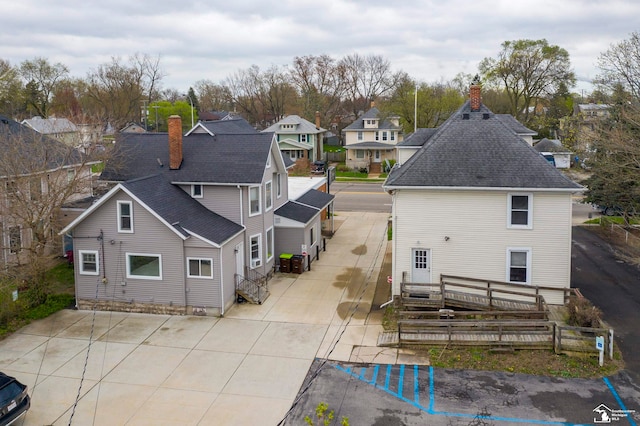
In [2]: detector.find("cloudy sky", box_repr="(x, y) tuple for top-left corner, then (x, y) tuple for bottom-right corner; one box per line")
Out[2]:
(2, 0), (639, 94)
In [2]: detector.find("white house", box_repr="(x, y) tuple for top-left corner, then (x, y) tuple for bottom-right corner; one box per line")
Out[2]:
(383, 84), (583, 305)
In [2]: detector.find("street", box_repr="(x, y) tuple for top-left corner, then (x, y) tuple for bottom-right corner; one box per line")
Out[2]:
(329, 181), (391, 213)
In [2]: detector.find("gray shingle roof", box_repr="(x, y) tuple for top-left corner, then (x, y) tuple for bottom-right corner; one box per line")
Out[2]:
(384, 101), (582, 190)
(101, 132), (274, 184)
(397, 128), (438, 147)
(21, 116), (78, 134)
(534, 138), (571, 153)
(274, 201), (319, 224)
(263, 115), (326, 134)
(295, 189), (334, 210)
(495, 114), (537, 135)
(343, 107), (401, 131)
(0, 114), (84, 175)
(198, 118), (256, 134)
(345, 141), (397, 149)
(122, 174), (243, 244)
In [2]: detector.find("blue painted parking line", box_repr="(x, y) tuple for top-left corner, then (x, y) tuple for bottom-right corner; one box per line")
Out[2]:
(335, 364), (588, 425)
(604, 377), (637, 426)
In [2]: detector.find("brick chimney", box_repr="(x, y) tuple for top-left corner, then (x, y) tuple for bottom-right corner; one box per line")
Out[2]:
(470, 76), (482, 111)
(168, 115), (183, 170)
(315, 111), (320, 129)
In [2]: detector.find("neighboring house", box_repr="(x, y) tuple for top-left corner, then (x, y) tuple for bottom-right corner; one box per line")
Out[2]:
(396, 128), (437, 165)
(263, 113), (326, 166)
(120, 123), (147, 133)
(383, 84), (583, 305)
(495, 114), (538, 146)
(342, 106), (403, 173)
(186, 117), (257, 135)
(21, 116), (79, 146)
(573, 103), (611, 153)
(533, 138), (572, 169)
(61, 115), (331, 316)
(0, 114), (96, 265)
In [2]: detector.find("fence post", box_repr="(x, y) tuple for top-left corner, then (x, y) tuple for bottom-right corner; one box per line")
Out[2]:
(557, 325), (562, 354)
(307, 254), (311, 271)
(316, 245), (320, 261)
(323, 237), (326, 252)
(552, 323), (557, 353)
(609, 329), (614, 359)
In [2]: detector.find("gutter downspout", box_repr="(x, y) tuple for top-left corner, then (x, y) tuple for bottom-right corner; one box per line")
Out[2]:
(220, 248), (224, 316)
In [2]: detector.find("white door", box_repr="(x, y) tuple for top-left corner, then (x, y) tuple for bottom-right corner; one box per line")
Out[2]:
(373, 150), (381, 162)
(235, 242), (244, 278)
(411, 248), (431, 283)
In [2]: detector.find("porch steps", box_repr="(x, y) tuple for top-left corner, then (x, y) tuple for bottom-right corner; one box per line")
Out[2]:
(236, 286), (270, 304)
(377, 331), (399, 347)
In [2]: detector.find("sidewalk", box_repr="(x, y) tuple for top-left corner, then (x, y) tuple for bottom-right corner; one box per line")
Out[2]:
(0, 211), (393, 426)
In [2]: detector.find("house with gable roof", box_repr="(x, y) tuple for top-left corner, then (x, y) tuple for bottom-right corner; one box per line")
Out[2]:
(262, 114), (326, 166)
(61, 115), (333, 316)
(383, 83), (583, 305)
(342, 105), (403, 173)
(21, 116), (80, 145)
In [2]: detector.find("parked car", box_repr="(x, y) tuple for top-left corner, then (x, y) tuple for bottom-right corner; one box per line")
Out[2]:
(0, 372), (30, 426)
(600, 205), (622, 216)
(311, 160), (326, 174)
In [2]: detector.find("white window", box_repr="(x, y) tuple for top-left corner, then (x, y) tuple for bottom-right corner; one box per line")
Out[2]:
(79, 250), (99, 275)
(300, 134), (307, 143)
(265, 181), (272, 211)
(191, 184), (203, 198)
(375, 131), (379, 141)
(507, 248), (531, 284)
(187, 257), (213, 278)
(310, 224), (316, 246)
(276, 174), (282, 198)
(249, 186), (261, 216)
(390, 131), (395, 141)
(508, 194), (532, 229)
(357, 131), (363, 141)
(266, 227), (274, 261)
(382, 131), (388, 141)
(117, 200), (133, 233)
(356, 150), (364, 159)
(250, 234), (262, 268)
(126, 253), (162, 280)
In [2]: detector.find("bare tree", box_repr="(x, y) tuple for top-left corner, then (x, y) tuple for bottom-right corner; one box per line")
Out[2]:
(0, 116), (100, 304)
(340, 53), (402, 115)
(194, 79), (233, 112)
(596, 31), (640, 98)
(290, 54), (347, 126)
(19, 57), (69, 118)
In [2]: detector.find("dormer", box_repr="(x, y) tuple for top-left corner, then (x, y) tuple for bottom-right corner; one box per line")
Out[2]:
(363, 117), (379, 129)
(280, 123), (297, 131)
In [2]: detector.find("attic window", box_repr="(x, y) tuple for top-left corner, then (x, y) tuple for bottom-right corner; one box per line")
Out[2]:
(462, 113), (470, 120)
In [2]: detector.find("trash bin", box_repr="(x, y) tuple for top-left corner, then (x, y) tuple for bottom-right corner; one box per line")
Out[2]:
(279, 253), (293, 273)
(291, 255), (304, 274)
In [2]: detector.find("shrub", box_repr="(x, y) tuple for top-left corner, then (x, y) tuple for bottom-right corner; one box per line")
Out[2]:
(567, 295), (602, 327)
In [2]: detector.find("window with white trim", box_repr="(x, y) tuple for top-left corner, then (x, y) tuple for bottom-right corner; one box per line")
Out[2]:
(300, 134), (307, 143)
(357, 131), (363, 141)
(310, 224), (316, 246)
(250, 234), (262, 268)
(117, 200), (133, 233)
(382, 131), (388, 141)
(508, 194), (532, 228)
(276, 174), (282, 198)
(265, 181), (272, 211)
(390, 131), (395, 141)
(187, 257), (213, 278)
(191, 184), (203, 198)
(375, 131), (380, 141)
(126, 253), (162, 279)
(507, 248), (531, 284)
(356, 150), (364, 159)
(266, 227), (274, 261)
(249, 186), (261, 216)
(79, 250), (99, 275)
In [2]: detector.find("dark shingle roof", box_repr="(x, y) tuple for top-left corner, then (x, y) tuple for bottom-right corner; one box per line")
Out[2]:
(345, 141), (397, 149)
(384, 101), (582, 190)
(0, 114), (84, 175)
(397, 128), (438, 147)
(275, 201), (319, 224)
(495, 114), (537, 135)
(198, 118), (256, 134)
(295, 189), (334, 210)
(101, 132), (274, 184)
(122, 174), (243, 244)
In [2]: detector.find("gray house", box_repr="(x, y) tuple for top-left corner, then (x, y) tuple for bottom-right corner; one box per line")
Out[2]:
(61, 115), (311, 316)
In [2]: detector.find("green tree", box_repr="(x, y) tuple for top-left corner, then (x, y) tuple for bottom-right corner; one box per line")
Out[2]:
(479, 39), (576, 124)
(186, 86), (200, 113)
(19, 57), (69, 118)
(0, 59), (24, 118)
(148, 100), (196, 132)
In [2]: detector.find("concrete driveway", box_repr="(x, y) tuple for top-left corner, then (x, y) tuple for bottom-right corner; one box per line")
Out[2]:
(1, 212), (391, 426)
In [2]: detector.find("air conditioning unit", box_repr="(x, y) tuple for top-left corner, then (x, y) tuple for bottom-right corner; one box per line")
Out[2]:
(251, 259), (262, 268)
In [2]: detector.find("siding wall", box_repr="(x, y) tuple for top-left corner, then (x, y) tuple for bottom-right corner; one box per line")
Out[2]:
(392, 189), (573, 304)
(73, 192), (187, 307)
(184, 235), (222, 310)
(181, 185), (242, 223)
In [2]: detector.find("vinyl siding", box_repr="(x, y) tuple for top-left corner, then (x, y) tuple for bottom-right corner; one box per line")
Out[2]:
(184, 241), (221, 309)
(222, 233), (245, 312)
(392, 189), (573, 304)
(182, 185), (242, 224)
(72, 192), (186, 306)
(397, 148), (418, 165)
(275, 227), (305, 259)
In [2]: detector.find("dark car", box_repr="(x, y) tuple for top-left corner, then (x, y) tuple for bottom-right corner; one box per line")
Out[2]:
(0, 372), (30, 426)
(311, 160), (326, 174)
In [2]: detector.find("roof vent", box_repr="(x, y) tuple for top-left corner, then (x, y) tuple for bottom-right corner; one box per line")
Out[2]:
(483, 113), (490, 120)
(462, 113), (470, 120)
